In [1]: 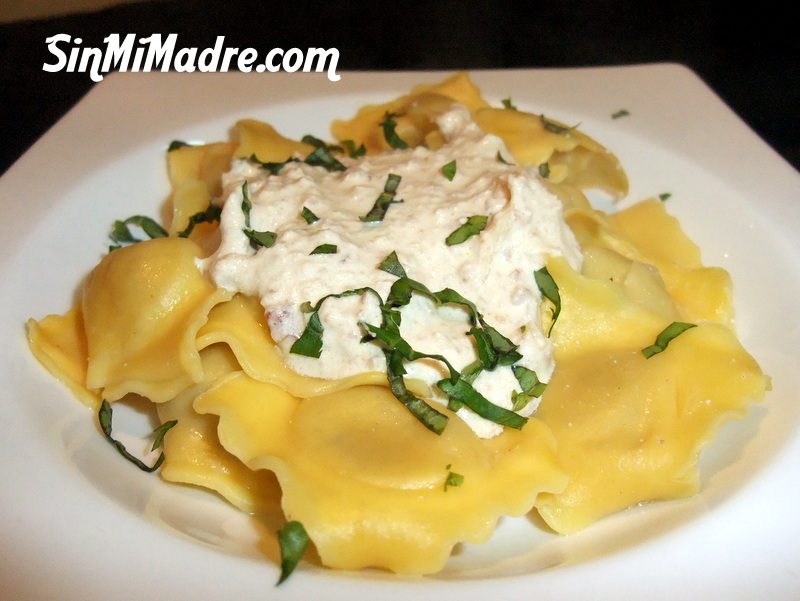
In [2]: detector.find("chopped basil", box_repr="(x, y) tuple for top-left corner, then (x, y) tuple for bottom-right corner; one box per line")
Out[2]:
(301, 134), (339, 151)
(150, 419), (178, 451)
(109, 215), (168, 250)
(241, 182), (253, 225)
(290, 287), (382, 359)
(304, 144), (346, 172)
(534, 266), (561, 336)
(244, 229), (277, 248)
(510, 365), (547, 410)
(363, 321), (459, 382)
(292, 263), (528, 434)
(501, 97), (517, 110)
(310, 243), (337, 255)
(470, 323), (522, 370)
(290, 310), (325, 358)
(249, 144), (345, 175)
(445, 215), (488, 246)
(177, 203), (222, 238)
(384, 348), (449, 434)
(642, 322), (697, 358)
(496, 151), (513, 165)
(442, 160), (457, 181)
(300, 206), (319, 224)
(276, 521), (310, 585)
(379, 112), (409, 149)
(444, 467), (464, 491)
(360, 173), (403, 222)
(97, 400), (176, 473)
(167, 140), (190, 151)
(341, 139), (367, 158)
(240, 182), (277, 249)
(540, 115), (574, 135)
(538, 162), (551, 179)
(659, 192), (672, 201)
(438, 377), (528, 430)
(378, 251), (407, 277)
(248, 153), (299, 175)
(612, 109), (631, 119)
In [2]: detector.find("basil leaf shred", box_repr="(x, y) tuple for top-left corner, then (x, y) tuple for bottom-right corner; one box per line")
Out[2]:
(445, 215), (488, 246)
(379, 112), (409, 149)
(108, 215), (168, 250)
(442, 160), (457, 181)
(360, 173), (403, 222)
(277, 521), (310, 585)
(378, 251), (407, 277)
(310, 243), (337, 255)
(300, 206), (319, 224)
(177, 203), (222, 238)
(444, 469), (465, 491)
(642, 322), (697, 358)
(98, 400), (176, 473)
(534, 266), (561, 336)
(240, 181), (277, 249)
(501, 97), (517, 110)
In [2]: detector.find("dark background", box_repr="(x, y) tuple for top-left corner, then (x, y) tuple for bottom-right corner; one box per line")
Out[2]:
(1, 0), (798, 177)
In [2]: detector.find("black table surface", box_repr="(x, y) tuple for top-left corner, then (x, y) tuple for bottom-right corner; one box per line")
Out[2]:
(2, 0), (798, 177)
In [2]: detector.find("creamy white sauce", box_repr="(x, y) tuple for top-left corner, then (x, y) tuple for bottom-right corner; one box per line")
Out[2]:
(199, 105), (582, 438)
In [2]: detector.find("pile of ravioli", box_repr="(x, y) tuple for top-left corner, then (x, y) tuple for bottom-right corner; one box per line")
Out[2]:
(27, 73), (768, 575)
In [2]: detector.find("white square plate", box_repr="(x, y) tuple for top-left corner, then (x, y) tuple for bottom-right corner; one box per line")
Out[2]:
(1, 65), (799, 600)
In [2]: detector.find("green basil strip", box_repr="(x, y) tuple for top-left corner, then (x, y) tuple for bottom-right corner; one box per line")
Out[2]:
(444, 470), (464, 491)
(429, 287), (480, 324)
(290, 287), (383, 358)
(470, 325), (522, 371)
(442, 160), (457, 181)
(384, 349), (449, 435)
(301, 134), (341, 152)
(378, 251), (407, 277)
(276, 521), (310, 585)
(241, 182), (253, 226)
(437, 377), (528, 430)
(290, 310), (325, 358)
(501, 97), (517, 110)
(384, 276), (519, 371)
(310, 243), (337, 255)
(538, 162), (551, 179)
(300, 206), (319, 224)
(341, 139), (367, 158)
(304, 145), (346, 172)
(97, 400), (176, 473)
(151, 419), (178, 451)
(244, 228), (277, 249)
(177, 203), (222, 238)
(363, 321), (461, 384)
(496, 151), (513, 165)
(540, 114), (573, 135)
(360, 173), (403, 222)
(109, 215), (168, 249)
(240, 182), (277, 249)
(248, 153), (299, 175)
(642, 322), (697, 358)
(445, 215), (488, 246)
(611, 109), (630, 119)
(379, 112), (409, 149)
(534, 266), (561, 336)
(167, 139), (189, 151)
(511, 365), (547, 411)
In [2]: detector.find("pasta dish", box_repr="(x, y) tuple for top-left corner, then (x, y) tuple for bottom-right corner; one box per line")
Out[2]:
(26, 72), (768, 581)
